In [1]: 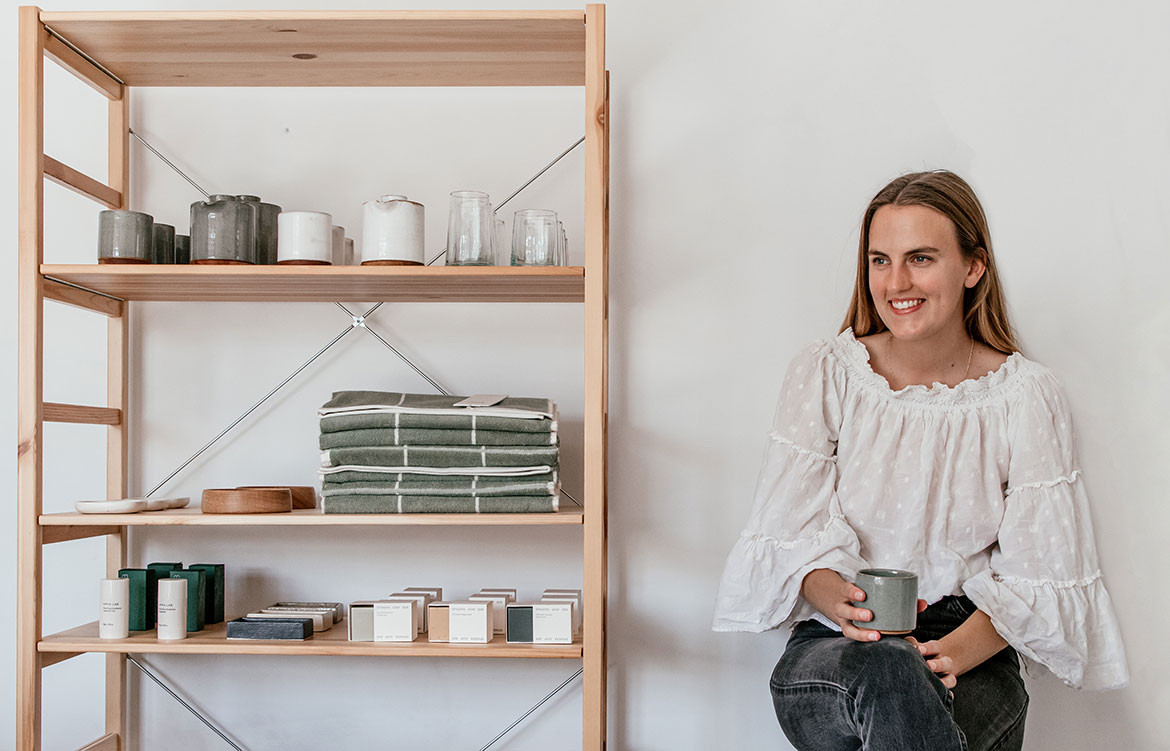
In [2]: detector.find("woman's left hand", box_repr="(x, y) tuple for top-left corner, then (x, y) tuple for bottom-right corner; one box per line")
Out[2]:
(904, 636), (959, 689)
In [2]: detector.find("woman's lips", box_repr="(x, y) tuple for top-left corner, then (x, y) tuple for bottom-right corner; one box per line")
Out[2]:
(889, 298), (924, 315)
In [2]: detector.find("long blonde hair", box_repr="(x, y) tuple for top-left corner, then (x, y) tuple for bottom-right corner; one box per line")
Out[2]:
(840, 170), (1019, 354)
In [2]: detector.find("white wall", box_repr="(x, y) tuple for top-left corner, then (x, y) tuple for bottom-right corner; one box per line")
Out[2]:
(3, 0), (1168, 749)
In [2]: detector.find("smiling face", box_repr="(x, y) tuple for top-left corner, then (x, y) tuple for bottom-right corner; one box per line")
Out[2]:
(866, 204), (986, 343)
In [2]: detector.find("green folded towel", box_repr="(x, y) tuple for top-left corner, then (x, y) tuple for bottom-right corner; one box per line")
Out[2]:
(319, 427), (557, 450)
(322, 445), (559, 469)
(322, 476), (557, 497)
(321, 469), (557, 485)
(322, 494), (560, 514)
(319, 392), (556, 434)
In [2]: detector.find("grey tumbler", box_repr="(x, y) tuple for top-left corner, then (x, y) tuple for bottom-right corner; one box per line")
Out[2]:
(97, 210), (153, 264)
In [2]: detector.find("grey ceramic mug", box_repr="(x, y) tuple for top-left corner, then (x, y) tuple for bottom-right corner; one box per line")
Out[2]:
(851, 568), (918, 634)
(97, 209), (153, 263)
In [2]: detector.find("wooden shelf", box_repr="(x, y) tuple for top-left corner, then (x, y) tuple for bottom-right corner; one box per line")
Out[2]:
(40, 620), (583, 659)
(40, 10), (586, 87)
(40, 507), (584, 527)
(41, 265), (585, 303)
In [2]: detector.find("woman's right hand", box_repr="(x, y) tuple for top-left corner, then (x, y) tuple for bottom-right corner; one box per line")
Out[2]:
(800, 568), (883, 642)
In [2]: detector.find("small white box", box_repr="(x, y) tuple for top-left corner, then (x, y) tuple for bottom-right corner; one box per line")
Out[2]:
(348, 601), (377, 641)
(478, 588), (517, 602)
(533, 602), (574, 644)
(373, 600), (418, 642)
(403, 587), (443, 601)
(540, 595), (581, 636)
(448, 601), (493, 643)
(542, 588), (581, 603)
(469, 593), (509, 634)
(388, 592), (429, 632)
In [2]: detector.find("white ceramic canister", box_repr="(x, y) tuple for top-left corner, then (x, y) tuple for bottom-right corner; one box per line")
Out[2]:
(361, 194), (425, 265)
(277, 212), (332, 264)
(157, 578), (188, 640)
(99, 578), (130, 639)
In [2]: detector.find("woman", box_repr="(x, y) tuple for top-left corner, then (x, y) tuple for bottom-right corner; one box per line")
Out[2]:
(712, 171), (1129, 751)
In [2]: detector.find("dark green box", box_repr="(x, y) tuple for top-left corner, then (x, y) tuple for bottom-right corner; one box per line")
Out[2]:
(169, 570), (207, 632)
(188, 564), (225, 624)
(147, 562), (183, 578)
(506, 605), (533, 643)
(118, 568), (158, 631)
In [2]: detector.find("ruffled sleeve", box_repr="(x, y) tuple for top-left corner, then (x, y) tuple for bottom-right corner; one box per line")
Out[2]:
(962, 366), (1129, 689)
(712, 341), (867, 632)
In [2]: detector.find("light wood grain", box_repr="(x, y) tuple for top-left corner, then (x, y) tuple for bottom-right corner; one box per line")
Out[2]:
(41, 620), (583, 659)
(43, 402), (121, 426)
(77, 733), (118, 751)
(583, 6), (608, 750)
(39, 652), (82, 669)
(41, 507), (585, 527)
(105, 89), (129, 747)
(43, 31), (122, 99)
(41, 11), (586, 87)
(43, 277), (123, 316)
(40, 264), (585, 302)
(42, 525), (121, 545)
(43, 155), (121, 208)
(202, 487), (293, 514)
(18, 9), (45, 750)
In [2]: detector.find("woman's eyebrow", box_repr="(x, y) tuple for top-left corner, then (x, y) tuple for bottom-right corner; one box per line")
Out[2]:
(867, 247), (941, 256)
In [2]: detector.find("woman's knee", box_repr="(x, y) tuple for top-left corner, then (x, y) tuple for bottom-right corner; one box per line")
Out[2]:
(851, 638), (946, 701)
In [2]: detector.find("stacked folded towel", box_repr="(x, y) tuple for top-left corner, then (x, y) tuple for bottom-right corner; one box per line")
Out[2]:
(318, 392), (560, 514)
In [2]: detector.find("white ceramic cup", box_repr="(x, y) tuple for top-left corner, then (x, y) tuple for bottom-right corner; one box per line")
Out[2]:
(99, 578), (130, 639)
(362, 194), (425, 264)
(276, 211), (332, 264)
(157, 578), (188, 640)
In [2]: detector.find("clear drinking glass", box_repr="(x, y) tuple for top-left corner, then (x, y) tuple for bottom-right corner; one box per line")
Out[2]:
(557, 220), (567, 266)
(446, 191), (495, 266)
(511, 209), (559, 266)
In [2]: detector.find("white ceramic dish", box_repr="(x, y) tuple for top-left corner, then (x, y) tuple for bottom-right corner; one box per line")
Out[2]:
(75, 499), (147, 514)
(166, 497), (191, 509)
(144, 499), (171, 511)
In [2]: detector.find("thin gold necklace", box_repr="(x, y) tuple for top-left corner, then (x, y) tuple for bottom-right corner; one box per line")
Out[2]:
(887, 333), (976, 385)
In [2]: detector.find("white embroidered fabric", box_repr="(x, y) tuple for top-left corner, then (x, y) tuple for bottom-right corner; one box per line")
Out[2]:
(711, 329), (1129, 691)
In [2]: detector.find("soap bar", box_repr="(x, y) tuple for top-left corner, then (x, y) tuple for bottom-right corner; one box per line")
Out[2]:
(387, 592), (428, 632)
(469, 593), (509, 634)
(373, 600), (417, 642)
(226, 617), (312, 640)
(449, 601), (492, 643)
(188, 564), (225, 623)
(427, 603), (451, 642)
(256, 609), (331, 632)
(272, 601), (344, 623)
(168, 570), (206, 632)
(117, 568), (159, 631)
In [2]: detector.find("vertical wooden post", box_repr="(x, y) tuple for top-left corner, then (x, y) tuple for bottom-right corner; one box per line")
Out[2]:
(105, 87), (130, 749)
(583, 5), (608, 750)
(17, 6), (45, 750)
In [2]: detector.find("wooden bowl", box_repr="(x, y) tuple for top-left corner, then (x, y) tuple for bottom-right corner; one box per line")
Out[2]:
(239, 485), (317, 509)
(201, 487), (292, 514)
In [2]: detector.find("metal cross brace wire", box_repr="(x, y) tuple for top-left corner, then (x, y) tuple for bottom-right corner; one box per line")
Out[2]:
(127, 655), (247, 751)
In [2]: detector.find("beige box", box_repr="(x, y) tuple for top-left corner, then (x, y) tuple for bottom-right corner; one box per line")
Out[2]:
(427, 602), (451, 642)
(542, 588), (581, 603)
(253, 609), (332, 632)
(373, 600), (418, 642)
(449, 601), (493, 643)
(469, 593), (509, 634)
(540, 595), (581, 636)
(388, 592), (428, 633)
(348, 601), (378, 641)
(478, 588), (517, 602)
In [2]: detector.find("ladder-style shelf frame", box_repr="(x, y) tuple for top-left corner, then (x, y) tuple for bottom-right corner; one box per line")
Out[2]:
(16, 6), (609, 750)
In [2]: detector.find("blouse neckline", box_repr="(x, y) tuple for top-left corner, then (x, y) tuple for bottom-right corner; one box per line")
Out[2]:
(834, 328), (1027, 405)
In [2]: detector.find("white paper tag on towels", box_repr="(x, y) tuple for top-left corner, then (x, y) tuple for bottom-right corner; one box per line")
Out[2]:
(453, 394), (508, 408)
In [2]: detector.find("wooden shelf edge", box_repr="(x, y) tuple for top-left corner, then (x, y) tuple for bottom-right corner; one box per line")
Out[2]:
(40, 621), (583, 659)
(40, 507), (585, 527)
(41, 10), (586, 23)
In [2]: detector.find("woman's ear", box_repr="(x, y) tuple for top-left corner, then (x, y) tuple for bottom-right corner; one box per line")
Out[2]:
(965, 249), (988, 289)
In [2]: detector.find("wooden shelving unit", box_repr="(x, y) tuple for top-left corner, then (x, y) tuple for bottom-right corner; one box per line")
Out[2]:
(17, 6), (608, 750)
(42, 622), (584, 660)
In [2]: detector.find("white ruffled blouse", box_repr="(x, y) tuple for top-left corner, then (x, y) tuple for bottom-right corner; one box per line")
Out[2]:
(712, 329), (1129, 690)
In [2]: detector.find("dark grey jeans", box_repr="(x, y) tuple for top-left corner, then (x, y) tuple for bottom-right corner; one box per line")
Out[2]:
(770, 595), (1028, 751)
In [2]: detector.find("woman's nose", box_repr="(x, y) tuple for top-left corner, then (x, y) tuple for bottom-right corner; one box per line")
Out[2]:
(891, 262), (911, 290)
